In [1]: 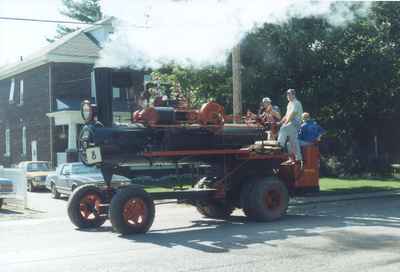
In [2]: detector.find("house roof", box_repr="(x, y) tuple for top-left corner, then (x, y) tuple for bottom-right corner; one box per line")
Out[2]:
(0, 17), (114, 80)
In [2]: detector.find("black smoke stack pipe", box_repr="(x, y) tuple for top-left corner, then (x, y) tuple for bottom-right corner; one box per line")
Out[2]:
(94, 67), (113, 127)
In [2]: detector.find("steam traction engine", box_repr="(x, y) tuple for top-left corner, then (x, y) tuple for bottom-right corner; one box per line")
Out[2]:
(67, 68), (320, 235)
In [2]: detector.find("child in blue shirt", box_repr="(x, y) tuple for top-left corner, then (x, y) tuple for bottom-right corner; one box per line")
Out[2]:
(298, 112), (325, 146)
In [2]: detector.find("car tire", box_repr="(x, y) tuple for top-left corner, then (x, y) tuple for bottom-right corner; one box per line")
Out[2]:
(109, 186), (155, 235)
(51, 183), (61, 199)
(67, 185), (107, 229)
(27, 181), (34, 192)
(0, 199), (3, 209)
(242, 177), (289, 222)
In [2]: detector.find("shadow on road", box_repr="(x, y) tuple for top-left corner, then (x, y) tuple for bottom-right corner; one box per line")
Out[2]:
(120, 197), (400, 253)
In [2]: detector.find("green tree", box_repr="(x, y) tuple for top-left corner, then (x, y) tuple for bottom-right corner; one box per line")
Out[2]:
(239, 1), (400, 175)
(47, 0), (102, 42)
(151, 64), (232, 111)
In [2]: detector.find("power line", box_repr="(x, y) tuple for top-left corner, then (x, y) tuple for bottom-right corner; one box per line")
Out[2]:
(0, 16), (106, 25)
(0, 16), (149, 28)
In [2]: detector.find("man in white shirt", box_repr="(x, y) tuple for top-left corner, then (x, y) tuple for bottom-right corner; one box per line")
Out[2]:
(278, 89), (303, 162)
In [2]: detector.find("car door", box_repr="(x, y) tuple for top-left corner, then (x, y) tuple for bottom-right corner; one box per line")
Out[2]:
(58, 165), (72, 193)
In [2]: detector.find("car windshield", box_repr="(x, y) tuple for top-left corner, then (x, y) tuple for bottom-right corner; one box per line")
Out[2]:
(27, 162), (50, 172)
(71, 164), (100, 175)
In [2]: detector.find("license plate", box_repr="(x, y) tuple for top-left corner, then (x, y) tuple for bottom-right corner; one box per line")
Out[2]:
(86, 147), (102, 164)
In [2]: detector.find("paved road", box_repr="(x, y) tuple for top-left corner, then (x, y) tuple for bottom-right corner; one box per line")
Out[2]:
(0, 192), (400, 272)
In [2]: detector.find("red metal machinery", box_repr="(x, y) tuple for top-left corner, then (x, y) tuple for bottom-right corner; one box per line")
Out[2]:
(67, 68), (321, 235)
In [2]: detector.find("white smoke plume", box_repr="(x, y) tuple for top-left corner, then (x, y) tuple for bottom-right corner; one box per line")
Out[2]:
(97, 0), (371, 69)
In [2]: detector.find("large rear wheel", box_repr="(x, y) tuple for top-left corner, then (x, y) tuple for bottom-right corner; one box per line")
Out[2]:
(241, 177), (288, 222)
(67, 185), (107, 229)
(109, 186), (155, 235)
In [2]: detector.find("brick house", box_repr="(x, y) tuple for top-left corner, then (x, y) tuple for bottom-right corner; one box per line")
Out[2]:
(0, 17), (143, 167)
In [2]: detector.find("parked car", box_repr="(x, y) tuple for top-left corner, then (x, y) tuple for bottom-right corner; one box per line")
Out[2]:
(45, 162), (131, 199)
(0, 178), (14, 209)
(18, 161), (52, 192)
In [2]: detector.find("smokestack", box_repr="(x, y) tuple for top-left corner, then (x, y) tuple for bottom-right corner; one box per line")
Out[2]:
(94, 67), (113, 127)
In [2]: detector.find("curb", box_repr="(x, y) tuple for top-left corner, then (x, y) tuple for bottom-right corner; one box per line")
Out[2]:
(291, 189), (400, 205)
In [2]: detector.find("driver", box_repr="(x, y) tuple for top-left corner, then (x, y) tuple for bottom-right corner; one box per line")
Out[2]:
(259, 97), (281, 140)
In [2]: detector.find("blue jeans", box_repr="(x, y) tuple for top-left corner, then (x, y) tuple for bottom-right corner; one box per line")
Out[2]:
(278, 122), (302, 160)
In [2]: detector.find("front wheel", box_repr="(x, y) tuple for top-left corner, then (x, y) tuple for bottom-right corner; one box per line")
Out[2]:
(67, 185), (107, 229)
(51, 183), (61, 199)
(27, 182), (34, 192)
(109, 186), (155, 235)
(0, 199), (3, 209)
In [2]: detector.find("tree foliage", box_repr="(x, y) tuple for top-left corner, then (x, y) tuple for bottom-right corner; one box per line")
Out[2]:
(47, 0), (102, 42)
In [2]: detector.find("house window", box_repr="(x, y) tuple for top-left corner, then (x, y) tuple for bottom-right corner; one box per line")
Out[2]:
(22, 126), (27, 156)
(19, 80), (24, 105)
(112, 87), (120, 99)
(90, 71), (96, 101)
(4, 128), (10, 156)
(9, 78), (15, 104)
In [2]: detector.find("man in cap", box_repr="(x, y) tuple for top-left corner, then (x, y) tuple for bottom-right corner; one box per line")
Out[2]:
(278, 89), (303, 162)
(259, 97), (281, 139)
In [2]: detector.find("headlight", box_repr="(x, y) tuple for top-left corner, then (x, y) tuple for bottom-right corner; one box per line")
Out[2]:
(115, 181), (130, 186)
(81, 100), (97, 123)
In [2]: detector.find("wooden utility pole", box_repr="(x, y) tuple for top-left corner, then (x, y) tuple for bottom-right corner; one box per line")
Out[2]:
(232, 43), (242, 122)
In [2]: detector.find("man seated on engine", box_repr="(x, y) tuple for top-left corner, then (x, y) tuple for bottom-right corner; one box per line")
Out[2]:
(259, 97), (281, 140)
(298, 112), (325, 146)
(247, 97), (281, 140)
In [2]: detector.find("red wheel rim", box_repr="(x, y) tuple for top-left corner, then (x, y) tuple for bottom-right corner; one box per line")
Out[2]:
(122, 198), (148, 226)
(79, 193), (102, 220)
(264, 190), (282, 211)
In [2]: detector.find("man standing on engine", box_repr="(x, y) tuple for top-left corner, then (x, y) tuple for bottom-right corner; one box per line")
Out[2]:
(278, 89), (303, 163)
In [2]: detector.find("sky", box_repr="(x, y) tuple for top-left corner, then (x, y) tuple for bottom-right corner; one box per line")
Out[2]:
(0, 0), (372, 69)
(0, 0), (69, 66)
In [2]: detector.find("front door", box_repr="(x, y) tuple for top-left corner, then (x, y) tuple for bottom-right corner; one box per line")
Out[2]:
(31, 141), (38, 161)
(59, 164), (71, 192)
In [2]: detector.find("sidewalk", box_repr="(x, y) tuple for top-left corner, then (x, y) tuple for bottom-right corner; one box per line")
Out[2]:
(291, 189), (400, 205)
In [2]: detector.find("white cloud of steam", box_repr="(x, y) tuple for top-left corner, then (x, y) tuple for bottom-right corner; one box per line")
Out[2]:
(97, 0), (371, 69)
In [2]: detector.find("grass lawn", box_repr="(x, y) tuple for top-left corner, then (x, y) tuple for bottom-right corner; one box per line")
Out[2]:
(319, 178), (400, 194)
(144, 185), (191, 193)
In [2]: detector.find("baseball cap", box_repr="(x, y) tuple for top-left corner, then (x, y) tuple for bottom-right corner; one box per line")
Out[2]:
(262, 97), (272, 104)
